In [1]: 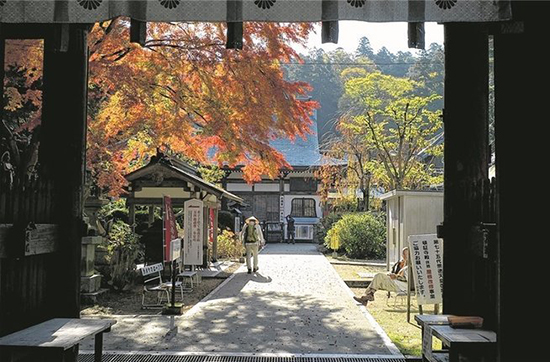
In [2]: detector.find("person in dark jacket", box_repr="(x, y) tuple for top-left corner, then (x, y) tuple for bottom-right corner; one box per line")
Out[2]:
(285, 214), (295, 244)
(353, 247), (409, 306)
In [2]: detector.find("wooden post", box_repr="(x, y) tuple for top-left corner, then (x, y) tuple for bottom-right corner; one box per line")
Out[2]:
(40, 24), (91, 319)
(94, 332), (103, 362)
(203, 204), (209, 268)
(148, 205), (155, 226)
(442, 23), (491, 319)
(212, 207), (219, 262)
(128, 201), (136, 232)
(494, 2), (549, 360)
(0, 32), (4, 131)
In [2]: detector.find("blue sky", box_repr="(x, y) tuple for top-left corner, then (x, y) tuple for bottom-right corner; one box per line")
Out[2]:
(300, 21), (444, 54)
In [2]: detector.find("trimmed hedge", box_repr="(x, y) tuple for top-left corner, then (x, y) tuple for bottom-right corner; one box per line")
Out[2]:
(325, 212), (385, 259)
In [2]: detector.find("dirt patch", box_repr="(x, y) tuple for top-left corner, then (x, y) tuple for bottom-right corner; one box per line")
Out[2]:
(81, 262), (242, 316)
(330, 263), (385, 280)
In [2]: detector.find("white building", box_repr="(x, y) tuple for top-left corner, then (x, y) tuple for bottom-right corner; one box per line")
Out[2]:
(223, 115), (327, 242)
(380, 190), (444, 269)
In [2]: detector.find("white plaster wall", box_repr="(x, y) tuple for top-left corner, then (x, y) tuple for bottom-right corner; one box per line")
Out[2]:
(134, 187), (191, 199)
(226, 183), (253, 192)
(254, 183), (279, 192)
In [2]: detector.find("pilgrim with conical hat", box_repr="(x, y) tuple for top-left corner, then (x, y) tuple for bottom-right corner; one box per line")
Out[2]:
(241, 215), (265, 274)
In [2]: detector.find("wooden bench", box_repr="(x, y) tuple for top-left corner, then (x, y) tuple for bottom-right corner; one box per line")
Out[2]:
(416, 315), (496, 362)
(0, 318), (116, 362)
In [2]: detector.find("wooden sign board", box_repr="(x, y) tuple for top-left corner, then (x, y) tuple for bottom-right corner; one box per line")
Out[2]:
(0, 224), (10, 258)
(170, 238), (181, 262)
(0, 223), (59, 257)
(24, 224), (59, 256)
(408, 234), (444, 305)
(183, 199), (203, 265)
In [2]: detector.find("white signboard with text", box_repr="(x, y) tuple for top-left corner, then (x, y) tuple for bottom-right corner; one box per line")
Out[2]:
(183, 199), (204, 265)
(170, 238), (181, 262)
(279, 195), (285, 223)
(408, 234), (443, 305)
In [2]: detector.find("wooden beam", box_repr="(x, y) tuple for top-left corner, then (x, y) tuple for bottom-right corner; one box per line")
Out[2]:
(40, 24), (91, 320)
(493, 2), (549, 360)
(226, 22), (243, 50)
(211, 208), (219, 262)
(51, 24), (70, 52)
(133, 179), (193, 190)
(0, 24), (52, 39)
(127, 198), (192, 207)
(442, 23), (492, 321)
(408, 22), (425, 49)
(226, 0), (243, 49)
(130, 19), (147, 46)
(321, 21), (339, 44)
(321, 1), (339, 44)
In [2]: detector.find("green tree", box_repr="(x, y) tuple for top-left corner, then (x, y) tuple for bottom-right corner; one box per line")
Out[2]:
(341, 72), (443, 190)
(407, 43), (444, 110)
(284, 48), (343, 144)
(285, 48), (376, 144)
(355, 36), (375, 59)
(319, 115), (374, 212)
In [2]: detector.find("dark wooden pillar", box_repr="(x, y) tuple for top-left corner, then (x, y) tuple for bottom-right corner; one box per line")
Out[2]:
(40, 25), (90, 318)
(128, 200), (136, 232)
(148, 205), (155, 226)
(220, 168), (232, 211)
(442, 23), (492, 320)
(494, 2), (548, 360)
(212, 207), (219, 262)
(0, 32), (4, 124)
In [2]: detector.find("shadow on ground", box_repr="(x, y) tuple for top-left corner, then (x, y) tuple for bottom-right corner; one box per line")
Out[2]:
(82, 289), (391, 354)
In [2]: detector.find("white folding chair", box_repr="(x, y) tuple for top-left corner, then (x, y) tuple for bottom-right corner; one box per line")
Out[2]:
(140, 263), (170, 309)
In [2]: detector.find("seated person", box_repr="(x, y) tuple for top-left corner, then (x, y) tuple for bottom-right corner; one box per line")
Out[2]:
(353, 247), (409, 306)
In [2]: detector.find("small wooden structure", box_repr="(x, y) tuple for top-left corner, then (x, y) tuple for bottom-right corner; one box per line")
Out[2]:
(380, 190), (443, 270)
(124, 151), (243, 264)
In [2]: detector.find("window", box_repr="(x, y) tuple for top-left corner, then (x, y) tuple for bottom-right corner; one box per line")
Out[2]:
(291, 198), (316, 217)
(296, 225), (314, 240)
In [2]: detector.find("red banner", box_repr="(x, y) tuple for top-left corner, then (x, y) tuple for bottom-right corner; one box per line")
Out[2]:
(209, 208), (215, 244)
(163, 196), (178, 262)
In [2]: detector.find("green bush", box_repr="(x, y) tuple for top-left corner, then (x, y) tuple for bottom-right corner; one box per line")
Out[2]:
(102, 220), (144, 291)
(216, 229), (244, 260)
(317, 212), (344, 245)
(325, 212), (386, 260)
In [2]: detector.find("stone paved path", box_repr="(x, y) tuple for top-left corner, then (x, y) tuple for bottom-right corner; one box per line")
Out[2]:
(81, 243), (399, 356)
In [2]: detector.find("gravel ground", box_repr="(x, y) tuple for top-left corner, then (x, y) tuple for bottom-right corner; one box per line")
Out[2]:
(81, 263), (242, 316)
(79, 244), (398, 356)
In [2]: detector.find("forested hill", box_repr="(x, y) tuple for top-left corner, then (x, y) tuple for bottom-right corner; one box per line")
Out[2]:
(283, 37), (444, 146)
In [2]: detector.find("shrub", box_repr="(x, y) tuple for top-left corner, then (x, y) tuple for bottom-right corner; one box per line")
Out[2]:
(317, 212), (344, 245)
(325, 212), (385, 260)
(101, 220), (144, 291)
(216, 229), (244, 260)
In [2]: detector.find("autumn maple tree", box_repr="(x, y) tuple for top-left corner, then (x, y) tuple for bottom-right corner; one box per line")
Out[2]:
(2, 20), (318, 195)
(87, 20), (317, 195)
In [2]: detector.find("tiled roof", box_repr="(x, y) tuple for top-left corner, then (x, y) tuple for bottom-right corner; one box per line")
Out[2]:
(208, 114), (345, 168)
(125, 152), (243, 203)
(269, 118), (323, 167)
